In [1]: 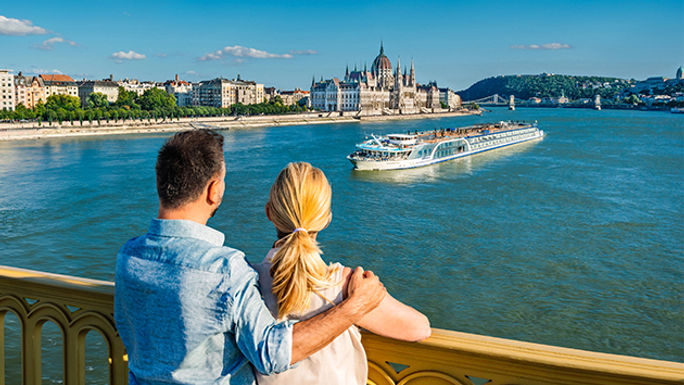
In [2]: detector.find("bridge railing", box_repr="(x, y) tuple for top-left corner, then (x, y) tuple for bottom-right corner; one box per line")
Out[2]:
(1, 265), (682, 385)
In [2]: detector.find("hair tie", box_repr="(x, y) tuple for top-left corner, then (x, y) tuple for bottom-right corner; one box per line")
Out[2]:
(292, 228), (308, 234)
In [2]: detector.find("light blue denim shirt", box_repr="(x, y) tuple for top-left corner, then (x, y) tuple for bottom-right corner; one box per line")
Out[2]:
(114, 219), (294, 384)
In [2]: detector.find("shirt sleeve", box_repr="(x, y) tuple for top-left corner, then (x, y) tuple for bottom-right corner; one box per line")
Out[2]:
(228, 254), (296, 375)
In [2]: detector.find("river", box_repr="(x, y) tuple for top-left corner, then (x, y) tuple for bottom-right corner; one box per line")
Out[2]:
(0, 107), (682, 383)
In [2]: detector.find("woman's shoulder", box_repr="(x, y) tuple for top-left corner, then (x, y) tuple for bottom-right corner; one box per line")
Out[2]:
(313, 262), (348, 306)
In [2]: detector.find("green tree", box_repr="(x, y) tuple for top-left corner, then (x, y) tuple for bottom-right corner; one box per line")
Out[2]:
(624, 94), (641, 105)
(115, 87), (139, 109)
(86, 92), (109, 109)
(95, 108), (104, 123)
(56, 108), (67, 124)
(14, 103), (31, 120)
(47, 110), (57, 126)
(138, 88), (176, 111)
(34, 102), (46, 118)
(119, 108), (130, 121)
(46, 94), (81, 111)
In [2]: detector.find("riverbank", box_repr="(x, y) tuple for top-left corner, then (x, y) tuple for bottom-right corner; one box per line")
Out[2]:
(0, 109), (480, 141)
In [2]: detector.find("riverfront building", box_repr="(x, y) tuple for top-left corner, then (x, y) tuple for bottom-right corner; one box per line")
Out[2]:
(439, 87), (462, 109)
(40, 74), (78, 98)
(195, 76), (264, 108)
(118, 78), (164, 96)
(279, 89), (310, 106)
(310, 43), (460, 114)
(77, 79), (120, 106)
(14, 73), (46, 109)
(164, 75), (193, 107)
(629, 67), (684, 94)
(0, 70), (16, 111)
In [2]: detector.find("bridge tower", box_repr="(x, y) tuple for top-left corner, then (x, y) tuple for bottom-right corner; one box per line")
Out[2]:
(509, 95), (515, 110)
(594, 94), (601, 110)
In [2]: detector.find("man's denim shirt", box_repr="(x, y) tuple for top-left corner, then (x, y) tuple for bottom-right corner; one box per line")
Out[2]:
(114, 219), (294, 384)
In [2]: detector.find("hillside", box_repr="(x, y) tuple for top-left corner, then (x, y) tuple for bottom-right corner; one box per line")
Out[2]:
(457, 74), (633, 101)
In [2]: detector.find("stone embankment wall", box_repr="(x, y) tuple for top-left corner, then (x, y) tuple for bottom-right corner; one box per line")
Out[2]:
(0, 109), (480, 141)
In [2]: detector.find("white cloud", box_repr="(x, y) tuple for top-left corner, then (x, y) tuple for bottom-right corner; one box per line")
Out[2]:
(28, 68), (64, 74)
(511, 42), (572, 50)
(111, 50), (147, 62)
(0, 15), (48, 35)
(198, 45), (294, 61)
(290, 49), (317, 55)
(36, 36), (77, 50)
(184, 70), (198, 75)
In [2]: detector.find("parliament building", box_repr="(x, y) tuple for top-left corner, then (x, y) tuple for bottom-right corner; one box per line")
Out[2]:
(310, 43), (458, 114)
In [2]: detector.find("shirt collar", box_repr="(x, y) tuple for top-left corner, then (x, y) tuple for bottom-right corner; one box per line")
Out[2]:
(148, 219), (225, 246)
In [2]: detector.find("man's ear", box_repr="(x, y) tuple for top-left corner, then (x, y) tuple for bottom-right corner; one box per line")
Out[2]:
(207, 178), (221, 205)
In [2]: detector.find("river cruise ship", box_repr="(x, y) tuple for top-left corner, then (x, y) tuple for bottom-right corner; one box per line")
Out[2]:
(347, 121), (544, 170)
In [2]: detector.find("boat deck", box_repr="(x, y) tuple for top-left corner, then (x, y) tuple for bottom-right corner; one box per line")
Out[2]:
(413, 122), (532, 144)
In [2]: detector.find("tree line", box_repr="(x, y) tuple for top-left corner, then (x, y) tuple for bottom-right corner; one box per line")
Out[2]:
(458, 75), (634, 101)
(0, 87), (307, 124)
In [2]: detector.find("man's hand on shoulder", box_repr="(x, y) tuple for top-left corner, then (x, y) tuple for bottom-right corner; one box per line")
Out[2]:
(342, 267), (386, 323)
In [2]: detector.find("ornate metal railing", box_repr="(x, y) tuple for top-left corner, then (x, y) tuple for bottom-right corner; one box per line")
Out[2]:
(0, 265), (682, 385)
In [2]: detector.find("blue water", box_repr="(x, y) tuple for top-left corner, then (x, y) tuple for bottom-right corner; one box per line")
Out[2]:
(0, 107), (682, 382)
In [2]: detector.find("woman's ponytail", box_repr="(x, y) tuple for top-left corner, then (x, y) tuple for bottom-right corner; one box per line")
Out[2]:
(270, 229), (329, 317)
(266, 162), (335, 318)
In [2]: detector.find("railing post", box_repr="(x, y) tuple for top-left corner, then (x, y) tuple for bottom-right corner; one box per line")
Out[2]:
(65, 327), (86, 385)
(110, 336), (129, 385)
(0, 312), (5, 385)
(23, 317), (42, 385)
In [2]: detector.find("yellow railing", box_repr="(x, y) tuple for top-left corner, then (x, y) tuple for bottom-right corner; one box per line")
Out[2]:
(0, 265), (682, 385)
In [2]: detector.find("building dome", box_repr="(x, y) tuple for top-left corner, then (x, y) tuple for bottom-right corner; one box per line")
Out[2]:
(372, 42), (392, 72)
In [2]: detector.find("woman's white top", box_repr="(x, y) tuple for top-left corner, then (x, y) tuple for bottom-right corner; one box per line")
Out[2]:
(253, 248), (367, 385)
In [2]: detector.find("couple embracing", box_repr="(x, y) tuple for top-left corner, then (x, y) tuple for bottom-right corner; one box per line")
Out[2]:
(114, 129), (430, 384)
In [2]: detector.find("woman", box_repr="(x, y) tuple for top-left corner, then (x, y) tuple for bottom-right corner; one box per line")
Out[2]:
(254, 162), (431, 385)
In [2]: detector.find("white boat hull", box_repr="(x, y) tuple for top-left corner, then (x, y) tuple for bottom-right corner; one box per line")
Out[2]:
(349, 129), (544, 171)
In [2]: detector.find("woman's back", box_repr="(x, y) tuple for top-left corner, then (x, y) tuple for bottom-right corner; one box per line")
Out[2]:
(253, 248), (367, 385)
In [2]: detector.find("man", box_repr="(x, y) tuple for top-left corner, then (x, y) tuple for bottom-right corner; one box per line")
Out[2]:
(114, 129), (386, 384)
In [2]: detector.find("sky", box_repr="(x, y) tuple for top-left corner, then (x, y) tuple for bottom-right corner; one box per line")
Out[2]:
(1, 0), (683, 90)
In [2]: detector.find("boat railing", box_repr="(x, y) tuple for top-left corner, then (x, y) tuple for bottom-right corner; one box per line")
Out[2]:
(1, 264), (682, 385)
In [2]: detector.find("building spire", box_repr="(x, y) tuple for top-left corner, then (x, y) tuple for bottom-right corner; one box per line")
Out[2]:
(380, 40), (384, 55)
(410, 58), (415, 86)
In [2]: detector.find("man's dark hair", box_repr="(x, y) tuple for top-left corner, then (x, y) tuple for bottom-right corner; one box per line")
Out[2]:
(156, 129), (225, 208)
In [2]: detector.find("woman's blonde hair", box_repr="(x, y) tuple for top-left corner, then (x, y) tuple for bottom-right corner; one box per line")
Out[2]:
(267, 162), (335, 318)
